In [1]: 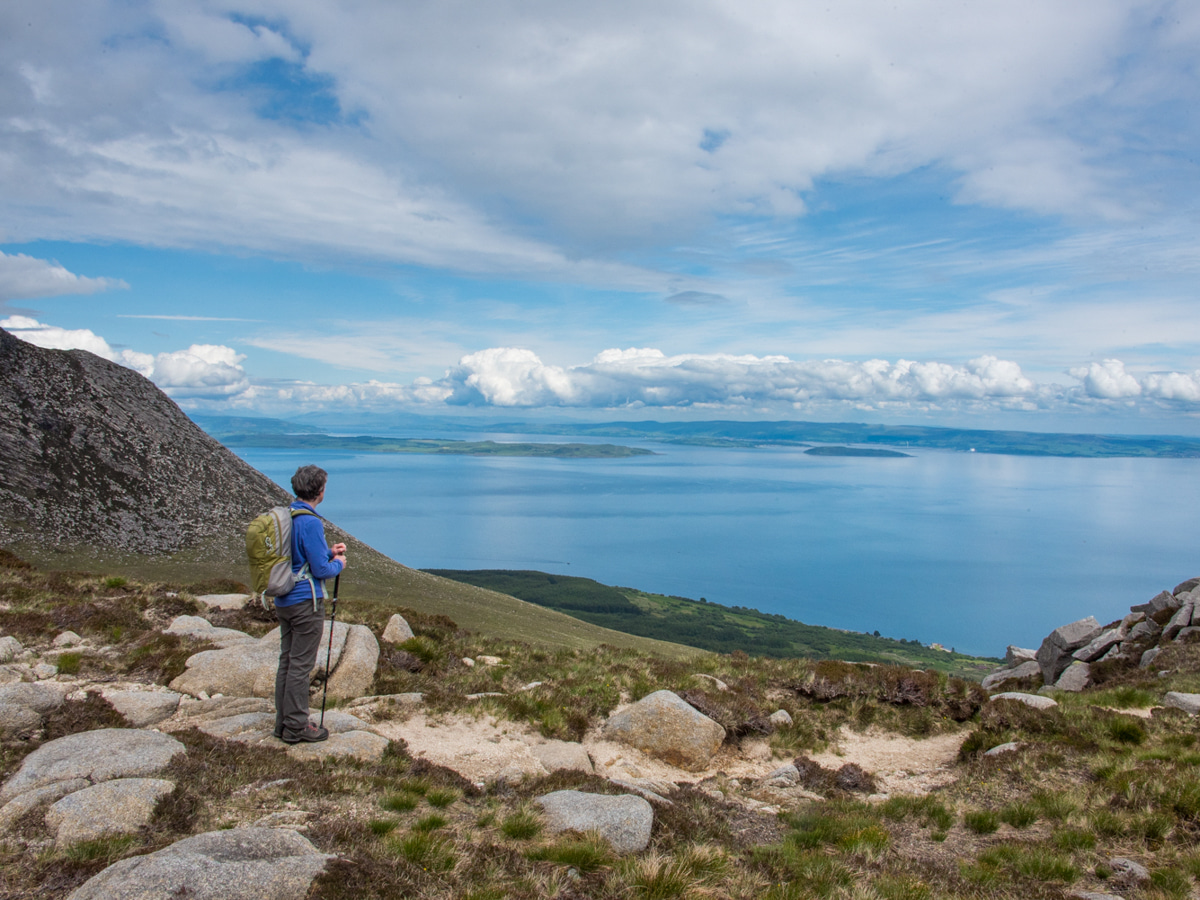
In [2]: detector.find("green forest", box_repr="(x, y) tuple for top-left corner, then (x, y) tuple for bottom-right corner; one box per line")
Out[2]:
(425, 568), (998, 677)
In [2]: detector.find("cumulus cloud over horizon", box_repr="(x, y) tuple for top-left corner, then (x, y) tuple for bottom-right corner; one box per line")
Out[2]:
(0, 252), (127, 303)
(433, 347), (1043, 409)
(0, 316), (248, 399)
(8, 315), (1200, 416)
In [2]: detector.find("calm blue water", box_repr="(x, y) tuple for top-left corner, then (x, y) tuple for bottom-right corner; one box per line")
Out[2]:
(231, 439), (1200, 657)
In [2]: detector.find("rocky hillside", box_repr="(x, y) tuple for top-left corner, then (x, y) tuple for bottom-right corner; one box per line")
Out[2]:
(0, 327), (287, 553)
(4, 556), (1200, 899)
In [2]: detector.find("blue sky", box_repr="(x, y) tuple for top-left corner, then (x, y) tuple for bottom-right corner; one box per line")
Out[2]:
(2, 1), (1199, 431)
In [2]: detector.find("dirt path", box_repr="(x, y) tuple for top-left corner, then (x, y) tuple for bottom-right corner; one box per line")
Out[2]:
(373, 712), (966, 798)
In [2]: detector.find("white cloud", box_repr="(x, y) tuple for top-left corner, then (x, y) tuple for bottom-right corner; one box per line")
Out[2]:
(433, 347), (1042, 409)
(1, 1), (1194, 272)
(0, 316), (248, 399)
(1069, 359), (1142, 399)
(0, 252), (127, 303)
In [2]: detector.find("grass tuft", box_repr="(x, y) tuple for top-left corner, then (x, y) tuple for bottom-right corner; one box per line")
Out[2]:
(500, 808), (543, 841)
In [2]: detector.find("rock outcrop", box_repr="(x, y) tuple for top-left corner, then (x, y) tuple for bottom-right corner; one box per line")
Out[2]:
(46, 778), (176, 847)
(536, 790), (654, 853)
(66, 827), (333, 900)
(602, 690), (726, 771)
(169, 618), (379, 701)
(1, 728), (185, 804)
(985, 577), (1200, 694)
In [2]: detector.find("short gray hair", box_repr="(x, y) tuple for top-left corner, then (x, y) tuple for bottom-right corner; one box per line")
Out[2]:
(291, 465), (327, 502)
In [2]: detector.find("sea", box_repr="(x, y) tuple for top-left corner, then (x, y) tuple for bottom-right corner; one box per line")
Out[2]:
(230, 436), (1200, 658)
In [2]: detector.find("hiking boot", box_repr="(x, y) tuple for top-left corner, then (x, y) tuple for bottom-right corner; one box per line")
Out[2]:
(282, 724), (329, 744)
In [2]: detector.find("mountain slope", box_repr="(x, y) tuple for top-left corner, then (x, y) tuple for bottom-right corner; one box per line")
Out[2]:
(0, 328), (694, 657)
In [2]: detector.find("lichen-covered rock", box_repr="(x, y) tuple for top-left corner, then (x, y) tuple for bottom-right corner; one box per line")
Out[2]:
(1004, 646), (1037, 665)
(195, 593), (252, 610)
(769, 709), (794, 728)
(1054, 662), (1091, 692)
(381, 614), (414, 644)
(46, 778), (176, 847)
(602, 690), (725, 771)
(1036, 617), (1101, 685)
(1140, 647), (1162, 668)
(0, 703), (42, 739)
(1162, 602), (1196, 641)
(325, 624), (379, 701)
(0, 636), (21, 663)
(989, 692), (1058, 710)
(102, 689), (182, 727)
(65, 827), (332, 900)
(1165, 692), (1200, 715)
(0, 778), (88, 835)
(1, 728), (185, 804)
(982, 660), (1041, 691)
(165, 615), (256, 648)
(1072, 628), (1123, 663)
(536, 790), (653, 853)
(0, 682), (66, 714)
(286, 730), (389, 762)
(530, 740), (594, 774)
(170, 619), (375, 701)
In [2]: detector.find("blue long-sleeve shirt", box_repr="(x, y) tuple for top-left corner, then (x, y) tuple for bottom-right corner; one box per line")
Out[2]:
(274, 500), (344, 607)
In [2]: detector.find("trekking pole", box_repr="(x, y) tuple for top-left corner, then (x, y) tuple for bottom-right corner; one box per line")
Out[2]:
(320, 573), (340, 729)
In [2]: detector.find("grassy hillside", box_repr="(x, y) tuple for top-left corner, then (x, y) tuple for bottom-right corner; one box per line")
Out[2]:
(424, 569), (998, 678)
(7, 552), (1200, 900)
(3, 528), (697, 659)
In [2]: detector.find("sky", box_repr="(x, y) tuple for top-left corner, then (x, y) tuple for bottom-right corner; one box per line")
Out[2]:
(2, 1), (1200, 431)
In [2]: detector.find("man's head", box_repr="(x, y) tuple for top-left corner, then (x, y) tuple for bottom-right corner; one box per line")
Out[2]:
(291, 465), (328, 502)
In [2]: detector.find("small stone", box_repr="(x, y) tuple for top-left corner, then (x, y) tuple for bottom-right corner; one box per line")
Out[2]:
(194, 593), (252, 610)
(519, 682), (544, 692)
(53, 632), (83, 648)
(462, 658), (475, 667)
(984, 741), (1021, 756)
(0, 636), (22, 664)
(33, 663), (58, 680)
(692, 673), (728, 691)
(763, 764), (801, 787)
(769, 709), (793, 728)
(1140, 647), (1161, 668)
(1109, 857), (1151, 889)
(477, 656), (503, 666)
(381, 614), (415, 644)
(530, 741), (594, 775)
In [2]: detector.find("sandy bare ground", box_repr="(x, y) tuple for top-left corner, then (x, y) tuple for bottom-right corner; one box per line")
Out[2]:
(810, 727), (966, 796)
(373, 710), (967, 798)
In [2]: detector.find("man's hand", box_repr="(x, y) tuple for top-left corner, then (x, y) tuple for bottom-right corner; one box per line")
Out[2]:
(331, 542), (348, 569)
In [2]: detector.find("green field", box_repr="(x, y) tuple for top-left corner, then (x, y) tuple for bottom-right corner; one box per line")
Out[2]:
(424, 568), (999, 677)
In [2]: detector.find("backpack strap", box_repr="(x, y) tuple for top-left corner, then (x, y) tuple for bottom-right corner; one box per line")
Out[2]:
(290, 508), (321, 612)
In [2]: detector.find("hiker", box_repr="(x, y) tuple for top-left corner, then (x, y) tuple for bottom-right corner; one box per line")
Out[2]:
(273, 465), (347, 744)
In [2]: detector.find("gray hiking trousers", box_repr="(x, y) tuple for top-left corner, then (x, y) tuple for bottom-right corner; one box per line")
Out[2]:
(274, 597), (325, 739)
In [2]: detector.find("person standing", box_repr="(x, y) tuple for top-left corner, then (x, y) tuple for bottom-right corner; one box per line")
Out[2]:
(273, 465), (347, 744)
